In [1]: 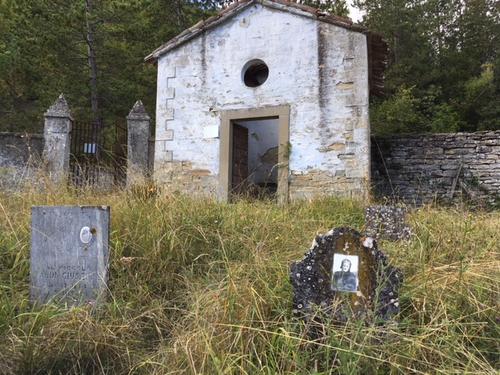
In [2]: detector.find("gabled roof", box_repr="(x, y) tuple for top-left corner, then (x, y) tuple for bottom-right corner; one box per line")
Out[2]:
(145, 0), (388, 96)
(145, 0), (367, 63)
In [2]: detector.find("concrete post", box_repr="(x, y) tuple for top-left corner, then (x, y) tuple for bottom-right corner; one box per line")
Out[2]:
(127, 100), (151, 186)
(43, 94), (72, 184)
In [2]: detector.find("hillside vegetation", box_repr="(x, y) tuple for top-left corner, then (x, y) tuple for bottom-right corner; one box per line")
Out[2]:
(1, 0), (498, 134)
(0, 189), (498, 374)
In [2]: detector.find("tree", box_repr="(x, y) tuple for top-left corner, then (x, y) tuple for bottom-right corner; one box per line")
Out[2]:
(85, 0), (101, 128)
(297, 0), (349, 17)
(355, 0), (500, 133)
(208, 0), (350, 17)
(0, 0), (214, 133)
(2, 0), (498, 135)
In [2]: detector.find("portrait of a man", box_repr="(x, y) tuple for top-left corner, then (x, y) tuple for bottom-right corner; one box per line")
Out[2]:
(331, 255), (359, 292)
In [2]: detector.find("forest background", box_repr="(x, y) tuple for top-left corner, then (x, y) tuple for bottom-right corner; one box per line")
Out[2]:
(0, 0), (498, 136)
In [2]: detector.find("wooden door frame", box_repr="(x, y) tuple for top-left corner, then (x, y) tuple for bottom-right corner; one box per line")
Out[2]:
(219, 105), (290, 204)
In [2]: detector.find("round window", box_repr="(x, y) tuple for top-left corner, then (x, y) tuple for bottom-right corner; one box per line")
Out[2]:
(242, 59), (269, 87)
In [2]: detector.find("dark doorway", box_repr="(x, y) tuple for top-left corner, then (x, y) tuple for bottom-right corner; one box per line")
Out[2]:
(231, 123), (249, 194)
(230, 118), (279, 198)
(219, 105), (290, 204)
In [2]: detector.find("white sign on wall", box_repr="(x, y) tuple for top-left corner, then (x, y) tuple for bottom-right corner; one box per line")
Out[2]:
(203, 125), (219, 139)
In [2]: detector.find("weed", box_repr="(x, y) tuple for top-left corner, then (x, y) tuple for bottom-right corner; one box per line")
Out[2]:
(0, 189), (498, 374)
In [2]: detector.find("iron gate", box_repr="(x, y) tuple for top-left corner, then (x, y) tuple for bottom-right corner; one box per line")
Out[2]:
(70, 121), (127, 188)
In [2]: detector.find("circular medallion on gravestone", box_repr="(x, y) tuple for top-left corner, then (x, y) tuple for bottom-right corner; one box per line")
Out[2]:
(290, 227), (402, 323)
(31, 206), (110, 306)
(80, 226), (93, 244)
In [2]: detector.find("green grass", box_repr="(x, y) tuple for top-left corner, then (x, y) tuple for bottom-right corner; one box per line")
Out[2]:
(0, 188), (498, 374)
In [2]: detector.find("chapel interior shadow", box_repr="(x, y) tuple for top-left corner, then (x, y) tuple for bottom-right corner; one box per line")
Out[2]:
(230, 117), (279, 201)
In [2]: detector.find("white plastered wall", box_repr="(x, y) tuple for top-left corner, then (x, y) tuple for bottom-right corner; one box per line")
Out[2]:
(154, 3), (369, 198)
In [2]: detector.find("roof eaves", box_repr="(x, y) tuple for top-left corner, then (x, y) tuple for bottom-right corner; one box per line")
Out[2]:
(144, 0), (255, 63)
(145, 0), (368, 63)
(261, 0), (366, 33)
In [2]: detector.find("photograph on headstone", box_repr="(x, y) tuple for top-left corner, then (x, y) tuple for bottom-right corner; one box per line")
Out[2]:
(30, 206), (110, 306)
(331, 254), (359, 292)
(290, 227), (403, 324)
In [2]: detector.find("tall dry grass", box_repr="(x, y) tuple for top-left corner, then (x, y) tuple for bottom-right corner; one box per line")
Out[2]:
(0, 187), (498, 374)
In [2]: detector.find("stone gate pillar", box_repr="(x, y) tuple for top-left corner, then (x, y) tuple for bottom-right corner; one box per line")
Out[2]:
(43, 94), (72, 184)
(127, 100), (151, 186)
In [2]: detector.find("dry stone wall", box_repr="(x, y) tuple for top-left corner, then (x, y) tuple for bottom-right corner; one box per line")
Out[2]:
(371, 131), (500, 205)
(0, 132), (44, 190)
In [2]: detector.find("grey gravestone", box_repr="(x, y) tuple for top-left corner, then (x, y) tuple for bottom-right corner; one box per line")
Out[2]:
(290, 227), (402, 323)
(365, 205), (411, 241)
(30, 206), (110, 306)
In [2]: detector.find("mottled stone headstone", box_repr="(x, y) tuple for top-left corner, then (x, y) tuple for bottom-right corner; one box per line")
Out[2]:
(290, 228), (402, 323)
(30, 206), (110, 306)
(365, 205), (411, 241)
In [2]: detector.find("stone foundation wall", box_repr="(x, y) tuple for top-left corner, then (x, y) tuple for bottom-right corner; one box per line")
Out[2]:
(155, 164), (369, 201)
(371, 131), (500, 205)
(0, 132), (44, 190)
(289, 170), (368, 200)
(155, 161), (218, 197)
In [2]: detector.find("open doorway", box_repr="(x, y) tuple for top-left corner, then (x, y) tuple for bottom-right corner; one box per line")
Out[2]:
(219, 106), (290, 204)
(231, 118), (279, 198)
